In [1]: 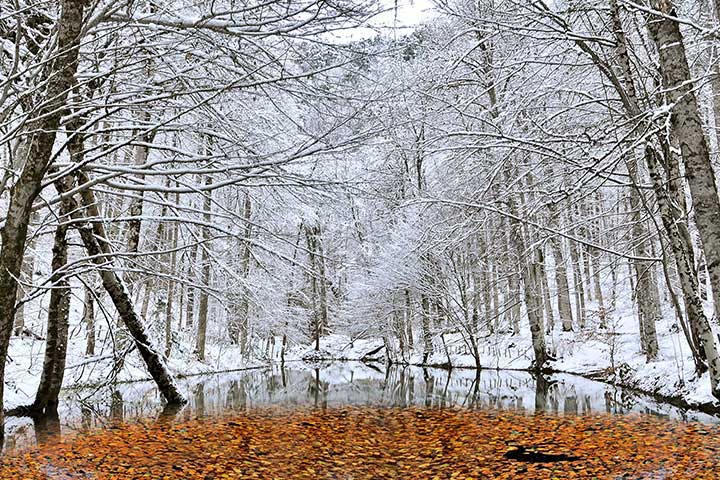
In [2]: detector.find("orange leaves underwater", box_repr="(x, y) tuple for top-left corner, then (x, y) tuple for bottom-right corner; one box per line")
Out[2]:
(1, 407), (719, 479)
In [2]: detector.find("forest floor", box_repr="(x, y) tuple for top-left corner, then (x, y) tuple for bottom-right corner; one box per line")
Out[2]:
(0, 406), (718, 479)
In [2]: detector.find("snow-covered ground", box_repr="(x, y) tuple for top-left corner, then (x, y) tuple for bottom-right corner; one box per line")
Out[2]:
(285, 333), (385, 362)
(4, 332), (262, 410)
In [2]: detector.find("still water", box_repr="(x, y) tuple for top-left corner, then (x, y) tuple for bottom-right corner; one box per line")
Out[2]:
(4, 361), (717, 452)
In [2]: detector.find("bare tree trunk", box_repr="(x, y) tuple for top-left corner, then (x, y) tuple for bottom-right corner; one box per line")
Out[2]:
(315, 230), (329, 333)
(508, 272), (521, 335)
(647, 146), (720, 394)
(165, 199), (179, 358)
(305, 225), (321, 351)
(405, 289), (414, 349)
(13, 215), (37, 337)
(568, 238), (586, 329)
(479, 261), (492, 333)
(503, 216), (522, 335)
(83, 284), (96, 356)
(123, 114), (155, 295)
(647, 0), (720, 327)
(550, 237), (574, 331)
(393, 295), (406, 362)
(235, 193), (252, 352)
(195, 179), (213, 361)
(185, 242), (197, 329)
(507, 195), (547, 370)
(490, 262), (500, 331)
(421, 293), (432, 364)
(69, 173), (185, 405)
(524, 247), (548, 371)
(590, 248), (606, 326)
(538, 247), (555, 333)
(32, 185), (73, 412)
(582, 245), (593, 302)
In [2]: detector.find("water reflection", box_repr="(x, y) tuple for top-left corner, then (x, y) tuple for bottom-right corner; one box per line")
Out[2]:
(4, 362), (718, 452)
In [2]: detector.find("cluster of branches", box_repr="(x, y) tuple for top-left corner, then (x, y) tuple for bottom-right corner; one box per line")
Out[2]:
(0, 0), (385, 429)
(336, 0), (720, 401)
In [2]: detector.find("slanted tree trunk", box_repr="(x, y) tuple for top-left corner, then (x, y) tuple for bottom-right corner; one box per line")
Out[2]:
(563, 0), (662, 353)
(0, 0), (88, 427)
(647, 146), (720, 393)
(68, 175), (185, 405)
(703, 0), (720, 159)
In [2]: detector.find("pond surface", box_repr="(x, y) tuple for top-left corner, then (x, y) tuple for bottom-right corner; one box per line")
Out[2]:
(3, 361), (718, 453)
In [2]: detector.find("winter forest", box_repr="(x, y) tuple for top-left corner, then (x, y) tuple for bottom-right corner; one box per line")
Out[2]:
(3, 0), (720, 478)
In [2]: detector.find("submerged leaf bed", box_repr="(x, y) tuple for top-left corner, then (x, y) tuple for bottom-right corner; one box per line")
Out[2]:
(1, 407), (719, 479)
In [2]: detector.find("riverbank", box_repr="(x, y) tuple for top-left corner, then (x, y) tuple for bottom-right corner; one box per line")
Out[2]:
(287, 300), (720, 417)
(3, 333), (263, 410)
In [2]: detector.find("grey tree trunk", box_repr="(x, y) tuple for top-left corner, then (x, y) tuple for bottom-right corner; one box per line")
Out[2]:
(647, 146), (720, 395)
(538, 249), (555, 333)
(32, 179), (73, 412)
(568, 238), (586, 329)
(606, 0), (660, 359)
(490, 262), (500, 330)
(233, 193), (253, 352)
(405, 289), (414, 349)
(507, 195), (547, 370)
(590, 246), (606, 325)
(195, 179), (213, 361)
(550, 237), (574, 332)
(420, 293), (432, 363)
(508, 272), (521, 335)
(83, 284), (96, 356)
(69, 173), (186, 405)
(13, 214), (37, 337)
(123, 115), (155, 295)
(647, 1), (720, 333)
(185, 242), (198, 329)
(165, 198), (179, 358)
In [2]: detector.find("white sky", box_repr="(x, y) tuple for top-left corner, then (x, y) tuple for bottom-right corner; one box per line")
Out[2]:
(330, 0), (436, 42)
(374, 0), (436, 28)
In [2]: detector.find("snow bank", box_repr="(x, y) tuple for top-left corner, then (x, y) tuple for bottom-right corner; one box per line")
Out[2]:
(286, 334), (385, 362)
